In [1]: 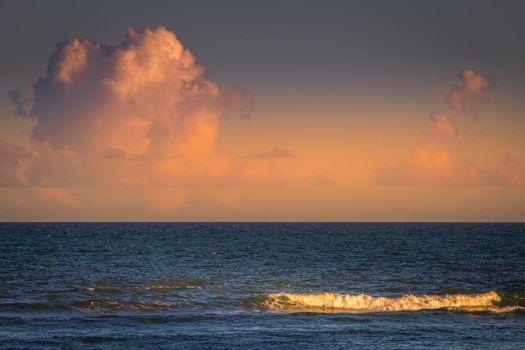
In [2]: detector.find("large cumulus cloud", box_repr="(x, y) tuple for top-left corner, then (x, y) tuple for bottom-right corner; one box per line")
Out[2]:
(4, 27), (268, 192)
(1, 26), (302, 218)
(30, 27), (252, 158)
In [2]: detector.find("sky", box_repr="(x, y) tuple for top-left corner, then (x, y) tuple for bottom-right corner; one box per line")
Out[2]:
(0, 0), (524, 221)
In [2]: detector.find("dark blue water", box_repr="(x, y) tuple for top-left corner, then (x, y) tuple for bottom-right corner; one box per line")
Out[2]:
(1, 223), (524, 349)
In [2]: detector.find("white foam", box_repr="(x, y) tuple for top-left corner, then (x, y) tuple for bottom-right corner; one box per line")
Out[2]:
(264, 291), (521, 313)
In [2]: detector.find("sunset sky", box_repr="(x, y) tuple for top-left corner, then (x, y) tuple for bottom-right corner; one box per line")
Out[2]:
(1, 0), (524, 221)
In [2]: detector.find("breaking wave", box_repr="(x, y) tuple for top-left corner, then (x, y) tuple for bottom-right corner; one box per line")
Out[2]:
(263, 291), (523, 313)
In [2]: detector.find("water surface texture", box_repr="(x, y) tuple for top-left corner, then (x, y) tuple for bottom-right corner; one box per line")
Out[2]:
(1, 223), (524, 349)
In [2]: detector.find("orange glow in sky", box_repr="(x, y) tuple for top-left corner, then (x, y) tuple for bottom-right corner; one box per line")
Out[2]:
(1, 24), (524, 222)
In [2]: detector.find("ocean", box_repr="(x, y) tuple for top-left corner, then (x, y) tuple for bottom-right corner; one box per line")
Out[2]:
(1, 222), (524, 349)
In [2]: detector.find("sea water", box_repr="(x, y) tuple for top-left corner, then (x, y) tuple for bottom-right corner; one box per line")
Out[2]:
(1, 223), (524, 349)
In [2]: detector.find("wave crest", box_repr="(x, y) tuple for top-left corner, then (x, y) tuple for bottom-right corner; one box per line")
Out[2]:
(263, 291), (522, 313)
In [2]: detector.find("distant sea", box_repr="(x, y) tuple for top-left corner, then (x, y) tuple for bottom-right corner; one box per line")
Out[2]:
(1, 223), (524, 349)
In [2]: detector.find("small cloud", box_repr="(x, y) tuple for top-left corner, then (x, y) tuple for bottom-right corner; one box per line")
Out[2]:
(446, 69), (496, 118)
(374, 68), (522, 187)
(245, 147), (296, 159)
